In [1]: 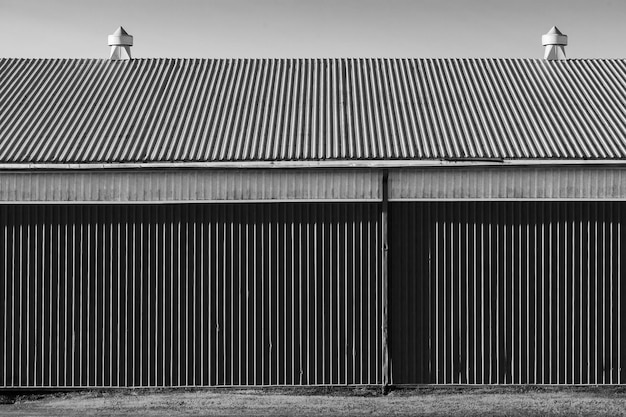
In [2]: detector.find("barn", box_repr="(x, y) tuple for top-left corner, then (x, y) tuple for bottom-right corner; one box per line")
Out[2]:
(1, 27), (626, 388)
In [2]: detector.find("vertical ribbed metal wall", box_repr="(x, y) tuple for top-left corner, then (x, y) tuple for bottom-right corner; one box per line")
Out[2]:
(389, 202), (433, 384)
(390, 201), (626, 384)
(3, 201), (626, 387)
(0, 203), (383, 387)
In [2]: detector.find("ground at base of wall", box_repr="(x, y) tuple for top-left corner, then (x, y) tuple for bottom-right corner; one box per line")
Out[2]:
(1, 386), (626, 416)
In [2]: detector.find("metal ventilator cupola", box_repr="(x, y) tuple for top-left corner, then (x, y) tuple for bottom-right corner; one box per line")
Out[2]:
(108, 26), (133, 60)
(542, 26), (567, 60)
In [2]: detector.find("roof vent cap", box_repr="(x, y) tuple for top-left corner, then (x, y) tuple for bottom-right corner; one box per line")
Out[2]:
(542, 26), (567, 60)
(108, 26), (133, 61)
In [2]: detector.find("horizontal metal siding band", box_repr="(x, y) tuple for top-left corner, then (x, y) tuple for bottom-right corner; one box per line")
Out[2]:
(390, 167), (626, 200)
(390, 201), (626, 384)
(0, 169), (381, 202)
(0, 203), (383, 387)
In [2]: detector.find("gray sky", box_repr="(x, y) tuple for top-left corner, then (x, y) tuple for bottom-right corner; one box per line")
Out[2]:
(1, 0), (625, 59)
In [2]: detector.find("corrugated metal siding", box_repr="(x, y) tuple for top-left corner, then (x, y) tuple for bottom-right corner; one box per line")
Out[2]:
(1, 58), (626, 163)
(390, 167), (626, 200)
(0, 203), (382, 387)
(391, 202), (626, 384)
(8, 166), (626, 203)
(0, 169), (381, 202)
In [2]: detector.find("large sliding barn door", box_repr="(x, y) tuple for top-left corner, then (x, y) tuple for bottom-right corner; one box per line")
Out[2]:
(0, 203), (382, 387)
(391, 201), (626, 384)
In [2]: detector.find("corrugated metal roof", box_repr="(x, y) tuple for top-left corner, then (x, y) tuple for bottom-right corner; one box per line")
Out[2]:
(1, 58), (626, 163)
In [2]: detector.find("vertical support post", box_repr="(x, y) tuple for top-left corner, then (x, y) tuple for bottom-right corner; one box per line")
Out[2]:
(381, 169), (390, 393)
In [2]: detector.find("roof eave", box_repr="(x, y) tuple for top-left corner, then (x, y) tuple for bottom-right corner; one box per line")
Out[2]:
(1, 159), (626, 170)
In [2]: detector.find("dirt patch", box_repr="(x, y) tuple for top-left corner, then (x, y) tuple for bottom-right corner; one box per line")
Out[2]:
(0, 386), (625, 416)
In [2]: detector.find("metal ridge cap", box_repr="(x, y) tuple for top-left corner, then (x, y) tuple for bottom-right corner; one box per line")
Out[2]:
(1, 159), (626, 170)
